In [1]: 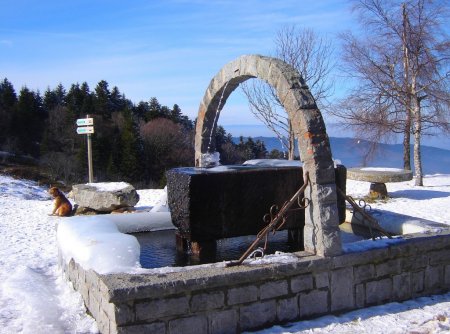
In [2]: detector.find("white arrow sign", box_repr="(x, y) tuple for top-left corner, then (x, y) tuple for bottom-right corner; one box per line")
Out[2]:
(77, 126), (94, 134)
(76, 118), (94, 126)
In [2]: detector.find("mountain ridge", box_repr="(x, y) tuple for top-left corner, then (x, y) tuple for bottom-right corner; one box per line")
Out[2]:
(233, 136), (450, 174)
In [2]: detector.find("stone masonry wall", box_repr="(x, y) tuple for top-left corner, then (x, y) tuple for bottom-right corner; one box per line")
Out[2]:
(60, 231), (450, 334)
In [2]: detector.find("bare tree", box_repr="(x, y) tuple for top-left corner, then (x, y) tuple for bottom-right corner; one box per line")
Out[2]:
(332, 0), (450, 186)
(241, 26), (335, 160)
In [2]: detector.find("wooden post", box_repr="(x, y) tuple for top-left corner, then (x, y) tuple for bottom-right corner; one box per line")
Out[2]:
(86, 114), (94, 183)
(87, 133), (93, 183)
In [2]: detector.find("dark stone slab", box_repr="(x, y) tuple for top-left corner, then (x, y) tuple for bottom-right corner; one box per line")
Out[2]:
(167, 165), (346, 242)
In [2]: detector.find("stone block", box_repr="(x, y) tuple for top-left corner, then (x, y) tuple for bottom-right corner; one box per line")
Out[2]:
(227, 285), (258, 305)
(355, 284), (365, 308)
(85, 269), (100, 291)
(112, 303), (135, 326)
(392, 273), (411, 301)
(366, 279), (392, 305)
(115, 322), (166, 334)
(208, 309), (238, 334)
(429, 250), (450, 266)
(97, 309), (110, 334)
(424, 265), (443, 292)
(376, 259), (401, 277)
(191, 291), (224, 312)
(354, 264), (375, 283)
(240, 300), (277, 331)
(260, 280), (289, 300)
(77, 264), (86, 285)
(411, 271), (424, 295)
(299, 290), (329, 317)
(79, 282), (90, 307)
(167, 166), (304, 241)
(291, 274), (313, 293)
(314, 272), (329, 289)
(401, 255), (428, 271)
(445, 265), (450, 288)
(277, 296), (299, 322)
(88, 291), (100, 323)
(169, 315), (208, 334)
(330, 267), (354, 312)
(136, 296), (189, 321)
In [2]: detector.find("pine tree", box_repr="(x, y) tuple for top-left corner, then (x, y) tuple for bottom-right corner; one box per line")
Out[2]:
(12, 87), (45, 156)
(119, 109), (141, 182)
(94, 80), (111, 119)
(146, 97), (162, 121)
(0, 78), (17, 147)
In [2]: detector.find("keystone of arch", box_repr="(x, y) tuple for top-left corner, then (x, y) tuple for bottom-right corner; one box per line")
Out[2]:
(194, 55), (342, 257)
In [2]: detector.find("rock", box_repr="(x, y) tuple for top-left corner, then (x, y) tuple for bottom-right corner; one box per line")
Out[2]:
(74, 206), (99, 215)
(71, 182), (139, 212)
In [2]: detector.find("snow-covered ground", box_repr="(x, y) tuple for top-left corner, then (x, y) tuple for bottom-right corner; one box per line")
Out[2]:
(0, 173), (449, 333)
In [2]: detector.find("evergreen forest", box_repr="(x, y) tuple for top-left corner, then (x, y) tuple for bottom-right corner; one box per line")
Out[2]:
(0, 78), (275, 188)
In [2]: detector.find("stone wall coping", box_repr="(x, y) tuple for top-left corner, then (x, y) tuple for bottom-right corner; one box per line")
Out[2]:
(96, 230), (450, 303)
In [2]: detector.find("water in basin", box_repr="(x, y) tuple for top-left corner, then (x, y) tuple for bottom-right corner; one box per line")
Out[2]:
(132, 229), (296, 269)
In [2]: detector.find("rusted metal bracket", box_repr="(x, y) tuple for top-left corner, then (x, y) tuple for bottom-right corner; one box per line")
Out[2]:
(336, 187), (393, 240)
(226, 172), (310, 267)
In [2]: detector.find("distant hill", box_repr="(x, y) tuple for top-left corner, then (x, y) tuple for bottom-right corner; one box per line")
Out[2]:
(233, 136), (450, 174)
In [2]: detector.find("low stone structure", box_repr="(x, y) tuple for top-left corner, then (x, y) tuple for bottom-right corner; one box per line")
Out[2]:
(60, 229), (450, 334)
(71, 182), (139, 212)
(347, 168), (413, 199)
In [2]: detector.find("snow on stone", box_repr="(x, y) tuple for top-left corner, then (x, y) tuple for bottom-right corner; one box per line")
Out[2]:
(57, 185), (174, 274)
(86, 181), (130, 192)
(243, 159), (303, 167)
(57, 216), (141, 273)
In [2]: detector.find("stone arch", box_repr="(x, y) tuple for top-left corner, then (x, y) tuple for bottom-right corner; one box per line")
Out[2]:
(194, 55), (341, 256)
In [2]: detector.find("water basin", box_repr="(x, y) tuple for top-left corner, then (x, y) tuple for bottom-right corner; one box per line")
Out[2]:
(133, 229), (295, 268)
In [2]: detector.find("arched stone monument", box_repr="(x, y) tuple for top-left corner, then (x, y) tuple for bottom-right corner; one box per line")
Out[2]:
(194, 55), (342, 256)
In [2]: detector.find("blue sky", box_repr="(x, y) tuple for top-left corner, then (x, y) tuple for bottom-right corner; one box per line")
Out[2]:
(0, 0), (357, 135)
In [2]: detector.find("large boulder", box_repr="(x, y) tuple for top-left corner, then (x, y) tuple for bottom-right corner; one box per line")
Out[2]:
(71, 182), (139, 212)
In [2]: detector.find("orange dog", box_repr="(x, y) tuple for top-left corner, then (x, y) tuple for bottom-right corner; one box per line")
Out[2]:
(49, 187), (72, 217)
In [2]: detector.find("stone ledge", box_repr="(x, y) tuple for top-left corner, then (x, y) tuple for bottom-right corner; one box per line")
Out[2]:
(347, 168), (413, 183)
(95, 231), (450, 304)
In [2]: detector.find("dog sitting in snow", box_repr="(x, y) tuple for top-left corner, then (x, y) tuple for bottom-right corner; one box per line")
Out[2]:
(48, 187), (72, 217)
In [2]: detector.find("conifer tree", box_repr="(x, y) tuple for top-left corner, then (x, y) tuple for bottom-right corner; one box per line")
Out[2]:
(12, 87), (45, 156)
(94, 80), (111, 119)
(119, 108), (141, 182)
(0, 78), (17, 147)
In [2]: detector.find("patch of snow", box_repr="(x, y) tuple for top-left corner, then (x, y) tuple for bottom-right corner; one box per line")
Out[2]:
(243, 159), (302, 167)
(86, 181), (131, 192)
(57, 210), (174, 274)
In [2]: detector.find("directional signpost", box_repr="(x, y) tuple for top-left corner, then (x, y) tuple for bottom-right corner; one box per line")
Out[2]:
(76, 116), (94, 183)
(76, 126), (94, 134)
(76, 118), (94, 126)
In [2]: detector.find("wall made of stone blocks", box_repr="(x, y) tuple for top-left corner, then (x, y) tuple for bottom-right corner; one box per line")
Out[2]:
(59, 231), (450, 334)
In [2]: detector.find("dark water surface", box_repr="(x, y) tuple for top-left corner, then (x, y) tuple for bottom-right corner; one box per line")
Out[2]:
(132, 229), (296, 269)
